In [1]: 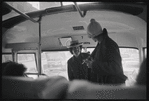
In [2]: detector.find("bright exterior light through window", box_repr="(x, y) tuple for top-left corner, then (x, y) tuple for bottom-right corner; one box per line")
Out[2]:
(27, 2), (40, 10)
(62, 2), (74, 5)
(62, 2), (95, 5)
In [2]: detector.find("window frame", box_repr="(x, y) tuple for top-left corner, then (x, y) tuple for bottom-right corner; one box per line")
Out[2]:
(17, 52), (38, 76)
(143, 47), (147, 59)
(41, 50), (72, 79)
(2, 52), (13, 62)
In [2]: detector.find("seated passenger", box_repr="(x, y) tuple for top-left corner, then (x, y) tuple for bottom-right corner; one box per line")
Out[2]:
(2, 61), (27, 77)
(67, 40), (90, 81)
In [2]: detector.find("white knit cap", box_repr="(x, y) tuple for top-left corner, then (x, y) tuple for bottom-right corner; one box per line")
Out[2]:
(87, 19), (103, 38)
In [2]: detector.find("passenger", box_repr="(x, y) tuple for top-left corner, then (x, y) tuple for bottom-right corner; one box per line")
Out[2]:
(66, 59), (147, 99)
(84, 18), (127, 85)
(136, 58), (146, 85)
(67, 40), (90, 81)
(2, 61), (27, 77)
(2, 59), (146, 99)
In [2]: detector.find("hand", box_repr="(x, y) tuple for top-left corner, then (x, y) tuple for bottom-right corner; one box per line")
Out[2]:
(83, 57), (94, 68)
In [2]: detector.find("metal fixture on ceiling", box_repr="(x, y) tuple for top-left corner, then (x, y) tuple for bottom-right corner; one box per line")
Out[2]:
(73, 2), (86, 17)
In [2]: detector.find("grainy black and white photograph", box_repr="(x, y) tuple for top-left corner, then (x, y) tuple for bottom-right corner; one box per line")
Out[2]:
(2, 1), (147, 99)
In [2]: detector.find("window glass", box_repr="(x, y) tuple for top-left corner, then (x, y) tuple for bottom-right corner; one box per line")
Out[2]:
(86, 48), (94, 54)
(144, 47), (147, 58)
(2, 54), (12, 62)
(39, 47), (140, 86)
(41, 51), (72, 80)
(119, 48), (139, 86)
(41, 49), (94, 80)
(26, 74), (38, 79)
(41, 48), (95, 79)
(84, 47), (140, 86)
(17, 54), (38, 73)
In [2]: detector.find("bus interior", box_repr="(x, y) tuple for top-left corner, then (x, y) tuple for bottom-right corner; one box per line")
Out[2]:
(2, 2), (147, 88)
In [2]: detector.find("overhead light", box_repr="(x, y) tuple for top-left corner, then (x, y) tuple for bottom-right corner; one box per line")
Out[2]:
(59, 37), (72, 47)
(73, 26), (84, 30)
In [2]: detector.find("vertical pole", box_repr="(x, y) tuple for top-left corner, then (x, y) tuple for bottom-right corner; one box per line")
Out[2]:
(12, 49), (17, 62)
(139, 47), (143, 64)
(38, 20), (42, 76)
(12, 50), (15, 62)
(137, 38), (144, 64)
(60, 2), (63, 6)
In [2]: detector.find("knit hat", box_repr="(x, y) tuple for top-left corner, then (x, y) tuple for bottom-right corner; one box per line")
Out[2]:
(67, 40), (82, 48)
(87, 19), (103, 38)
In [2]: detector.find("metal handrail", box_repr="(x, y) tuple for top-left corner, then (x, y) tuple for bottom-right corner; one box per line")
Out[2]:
(38, 16), (42, 75)
(73, 2), (86, 17)
(60, 2), (63, 6)
(4, 2), (43, 75)
(4, 2), (39, 23)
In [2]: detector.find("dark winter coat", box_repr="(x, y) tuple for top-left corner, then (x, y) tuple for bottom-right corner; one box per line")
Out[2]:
(67, 53), (90, 81)
(90, 35), (127, 84)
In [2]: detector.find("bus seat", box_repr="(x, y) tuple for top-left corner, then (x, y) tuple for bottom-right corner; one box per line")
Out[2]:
(66, 80), (146, 99)
(2, 76), (69, 99)
(2, 77), (146, 99)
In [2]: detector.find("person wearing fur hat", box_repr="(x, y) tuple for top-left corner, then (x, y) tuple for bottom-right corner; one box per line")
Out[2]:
(67, 40), (90, 81)
(84, 19), (127, 85)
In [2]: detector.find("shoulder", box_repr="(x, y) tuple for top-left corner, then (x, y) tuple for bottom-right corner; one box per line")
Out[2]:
(105, 36), (119, 48)
(67, 56), (74, 63)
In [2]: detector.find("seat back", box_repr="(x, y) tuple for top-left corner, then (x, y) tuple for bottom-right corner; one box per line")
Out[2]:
(66, 80), (146, 99)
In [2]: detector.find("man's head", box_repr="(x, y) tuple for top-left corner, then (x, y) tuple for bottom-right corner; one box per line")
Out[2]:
(2, 61), (27, 76)
(87, 19), (107, 43)
(68, 40), (82, 57)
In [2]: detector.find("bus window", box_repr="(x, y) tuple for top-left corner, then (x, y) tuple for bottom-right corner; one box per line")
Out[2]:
(17, 54), (38, 73)
(2, 54), (12, 62)
(86, 48), (94, 54)
(119, 48), (139, 86)
(41, 51), (72, 80)
(144, 47), (147, 59)
(86, 47), (140, 86)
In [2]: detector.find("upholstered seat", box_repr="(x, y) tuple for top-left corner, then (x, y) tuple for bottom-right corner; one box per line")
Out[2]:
(2, 76), (69, 99)
(2, 76), (146, 99)
(66, 80), (146, 99)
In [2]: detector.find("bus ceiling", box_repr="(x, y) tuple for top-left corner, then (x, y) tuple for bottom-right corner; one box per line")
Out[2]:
(2, 2), (146, 29)
(2, 2), (146, 50)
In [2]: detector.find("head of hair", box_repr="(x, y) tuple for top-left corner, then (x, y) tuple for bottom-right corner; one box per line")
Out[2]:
(2, 61), (27, 76)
